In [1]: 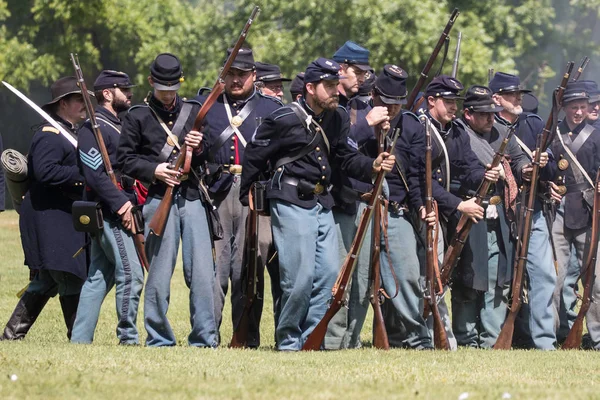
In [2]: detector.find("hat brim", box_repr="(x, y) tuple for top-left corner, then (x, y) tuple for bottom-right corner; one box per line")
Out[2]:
(230, 62), (255, 72)
(496, 88), (532, 94)
(379, 95), (407, 105)
(41, 89), (94, 111)
(589, 95), (600, 103)
(466, 103), (504, 113)
(153, 82), (181, 91)
(562, 95), (589, 104)
(428, 93), (465, 100)
(352, 63), (371, 71)
(259, 77), (292, 82)
(94, 83), (136, 90)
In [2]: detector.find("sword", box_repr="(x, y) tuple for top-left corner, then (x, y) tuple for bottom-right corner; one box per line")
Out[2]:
(2, 81), (77, 147)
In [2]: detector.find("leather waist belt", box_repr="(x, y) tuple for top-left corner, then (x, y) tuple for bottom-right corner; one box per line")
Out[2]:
(222, 164), (243, 174)
(389, 201), (408, 214)
(334, 184), (372, 203)
(282, 176), (325, 195)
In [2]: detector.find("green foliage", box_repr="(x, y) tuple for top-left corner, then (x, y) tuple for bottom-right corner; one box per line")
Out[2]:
(0, 0), (598, 102)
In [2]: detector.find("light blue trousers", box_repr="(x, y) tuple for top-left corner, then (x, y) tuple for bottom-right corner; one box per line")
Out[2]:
(71, 219), (144, 344)
(270, 200), (338, 351)
(143, 194), (217, 347)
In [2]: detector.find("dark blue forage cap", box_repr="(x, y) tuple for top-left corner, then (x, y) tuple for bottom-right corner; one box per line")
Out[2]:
(562, 81), (590, 104)
(332, 41), (370, 71)
(489, 72), (531, 94)
(226, 47), (255, 71)
(150, 53), (183, 91)
(304, 58), (346, 84)
(94, 70), (135, 91)
(357, 69), (376, 96)
(425, 75), (465, 99)
(373, 64), (408, 104)
(255, 62), (291, 82)
(289, 72), (305, 96)
(522, 92), (539, 114)
(463, 85), (503, 113)
(579, 80), (600, 103)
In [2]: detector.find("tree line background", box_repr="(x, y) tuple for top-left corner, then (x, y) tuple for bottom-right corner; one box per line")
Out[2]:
(1, 0), (599, 206)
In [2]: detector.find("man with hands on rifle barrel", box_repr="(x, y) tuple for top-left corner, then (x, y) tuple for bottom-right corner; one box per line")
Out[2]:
(451, 85), (532, 348)
(418, 75), (501, 349)
(551, 81), (600, 349)
(199, 48), (282, 348)
(490, 72), (557, 350)
(240, 58), (395, 351)
(70, 70), (145, 345)
(118, 53), (217, 347)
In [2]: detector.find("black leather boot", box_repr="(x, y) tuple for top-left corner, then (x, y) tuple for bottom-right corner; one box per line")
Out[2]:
(1, 292), (50, 340)
(59, 294), (80, 340)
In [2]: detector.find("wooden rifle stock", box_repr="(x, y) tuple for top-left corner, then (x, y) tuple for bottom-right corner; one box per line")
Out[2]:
(70, 53), (149, 271)
(405, 8), (459, 110)
(302, 127), (402, 351)
(562, 170), (600, 349)
(230, 185), (260, 348)
(369, 126), (390, 350)
(148, 6), (261, 237)
(494, 62), (574, 350)
(421, 117), (449, 350)
(437, 125), (517, 292)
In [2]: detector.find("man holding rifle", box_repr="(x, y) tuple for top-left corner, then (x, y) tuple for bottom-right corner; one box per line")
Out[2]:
(118, 53), (217, 347)
(71, 70), (145, 345)
(240, 58), (395, 351)
(490, 72), (558, 350)
(419, 75), (501, 349)
(551, 81), (600, 349)
(451, 86), (532, 348)
(199, 48), (281, 347)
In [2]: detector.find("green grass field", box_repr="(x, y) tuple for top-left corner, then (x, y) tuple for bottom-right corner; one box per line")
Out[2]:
(1, 209), (599, 399)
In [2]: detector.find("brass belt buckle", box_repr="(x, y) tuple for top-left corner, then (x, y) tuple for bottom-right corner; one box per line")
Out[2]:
(489, 195), (502, 205)
(556, 185), (567, 195)
(313, 182), (324, 194)
(229, 164), (243, 174)
(179, 173), (189, 181)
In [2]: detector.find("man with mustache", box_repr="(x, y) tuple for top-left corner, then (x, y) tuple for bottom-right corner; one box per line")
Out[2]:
(70, 70), (146, 345)
(551, 80), (600, 350)
(240, 58), (395, 351)
(118, 53), (216, 347)
(490, 72), (558, 350)
(451, 85), (532, 348)
(199, 48), (282, 348)
(1, 77), (88, 340)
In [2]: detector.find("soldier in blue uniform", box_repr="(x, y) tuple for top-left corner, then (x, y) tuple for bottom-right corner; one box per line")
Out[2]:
(419, 75), (501, 349)
(451, 85), (533, 348)
(582, 80), (600, 130)
(255, 61), (291, 102)
(1, 77), (88, 340)
(71, 70), (145, 345)
(240, 58), (395, 351)
(118, 53), (216, 347)
(199, 48), (282, 347)
(332, 41), (371, 109)
(551, 81), (600, 349)
(490, 72), (557, 350)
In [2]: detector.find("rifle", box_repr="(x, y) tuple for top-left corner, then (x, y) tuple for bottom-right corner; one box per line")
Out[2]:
(405, 8), (460, 111)
(230, 184), (260, 348)
(436, 125), (516, 294)
(148, 6), (261, 237)
(488, 68), (494, 84)
(422, 116), (449, 350)
(493, 61), (574, 350)
(369, 125), (390, 350)
(451, 32), (462, 79)
(571, 56), (590, 82)
(70, 53), (150, 271)
(562, 170), (600, 349)
(302, 127), (402, 351)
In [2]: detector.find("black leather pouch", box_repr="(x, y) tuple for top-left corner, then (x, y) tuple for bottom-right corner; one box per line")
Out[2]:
(252, 181), (269, 215)
(72, 201), (103, 234)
